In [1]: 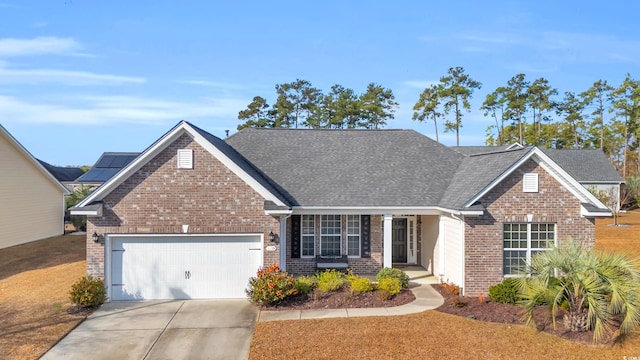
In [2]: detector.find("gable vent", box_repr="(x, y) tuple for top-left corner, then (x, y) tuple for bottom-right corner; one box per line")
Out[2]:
(177, 149), (193, 169)
(523, 173), (539, 193)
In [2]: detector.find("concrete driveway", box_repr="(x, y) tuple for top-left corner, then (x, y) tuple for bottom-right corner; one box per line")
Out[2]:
(41, 300), (258, 360)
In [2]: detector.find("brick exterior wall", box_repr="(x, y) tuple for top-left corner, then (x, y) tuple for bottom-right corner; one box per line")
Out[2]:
(86, 133), (280, 279)
(463, 159), (595, 296)
(286, 215), (384, 275)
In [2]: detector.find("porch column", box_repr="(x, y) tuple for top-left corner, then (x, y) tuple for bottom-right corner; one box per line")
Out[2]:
(279, 215), (287, 272)
(383, 214), (393, 268)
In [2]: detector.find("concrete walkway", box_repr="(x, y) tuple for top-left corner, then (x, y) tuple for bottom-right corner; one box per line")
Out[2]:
(258, 274), (444, 322)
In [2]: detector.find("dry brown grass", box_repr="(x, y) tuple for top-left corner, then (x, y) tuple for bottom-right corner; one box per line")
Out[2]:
(250, 210), (640, 360)
(0, 234), (86, 360)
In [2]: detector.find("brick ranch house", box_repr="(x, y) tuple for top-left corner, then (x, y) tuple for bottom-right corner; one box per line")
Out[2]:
(71, 121), (614, 301)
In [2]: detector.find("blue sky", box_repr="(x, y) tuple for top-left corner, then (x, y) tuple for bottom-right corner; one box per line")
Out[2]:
(2, 1), (640, 166)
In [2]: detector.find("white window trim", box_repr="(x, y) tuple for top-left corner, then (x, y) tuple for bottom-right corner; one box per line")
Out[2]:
(177, 149), (193, 169)
(523, 173), (539, 193)
(320, 214), (342, 257)
(301, 215), (316, 259)
(503, 222), (556, 277)
(346, 215), (361, 258)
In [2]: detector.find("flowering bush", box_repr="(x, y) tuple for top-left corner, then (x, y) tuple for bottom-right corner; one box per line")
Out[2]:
(246, 264), (297, 305)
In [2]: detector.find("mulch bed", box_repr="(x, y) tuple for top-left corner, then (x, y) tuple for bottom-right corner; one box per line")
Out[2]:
(431, 284), (621, 345)
(66, 305), (99, 317)
(261, 286), (415, 311)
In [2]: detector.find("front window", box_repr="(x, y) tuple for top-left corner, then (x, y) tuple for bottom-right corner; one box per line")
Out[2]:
(503, 223), (555, 275)
(301, 215), (315, 258)
(321, 215), (342, 257)
(347, 215), (360, 257)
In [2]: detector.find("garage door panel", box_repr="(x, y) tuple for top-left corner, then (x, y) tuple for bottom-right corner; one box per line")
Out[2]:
(110, 235), (262, 300)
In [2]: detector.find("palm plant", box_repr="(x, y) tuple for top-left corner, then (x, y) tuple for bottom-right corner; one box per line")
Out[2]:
(516, 241), (640, 342)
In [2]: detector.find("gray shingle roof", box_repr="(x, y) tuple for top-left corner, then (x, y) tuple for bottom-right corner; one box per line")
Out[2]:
(189, 123), (292, 205)
(452, 145), (511, 155)
(225, 128), (465, 207)
(540, 148), (622, 183)
(439, 148), (531, 209)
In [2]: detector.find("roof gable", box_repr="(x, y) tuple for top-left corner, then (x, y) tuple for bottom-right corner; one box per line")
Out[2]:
(0, 124), (70, 194)
(76, 121), (288, 208)
(461, 147), (608, 211)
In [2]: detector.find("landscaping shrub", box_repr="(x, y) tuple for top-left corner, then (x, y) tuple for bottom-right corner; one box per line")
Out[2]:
(376, 277), (402, 300)
(452, 295), (467, 308)
(376, 267), (409, 288)
(348, 276), (373, 294)
(69, 275), (106, 307)
(295, 275), (317, 295)
(488, 278), (520, 304)
(316, 269), (345, 293)
(246, 264), (297, 305)
(440, 281), (461, 296)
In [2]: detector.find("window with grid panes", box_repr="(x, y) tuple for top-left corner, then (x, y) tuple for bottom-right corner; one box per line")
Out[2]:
(320, 215), (341, 257)
(503, 223), (555, 275)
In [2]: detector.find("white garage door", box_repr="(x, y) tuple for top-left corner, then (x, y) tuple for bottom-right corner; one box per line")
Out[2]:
(109, 235), (262, 300)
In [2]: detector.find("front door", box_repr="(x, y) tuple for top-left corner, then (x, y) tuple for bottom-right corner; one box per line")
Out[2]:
(392, 218), (407, 263)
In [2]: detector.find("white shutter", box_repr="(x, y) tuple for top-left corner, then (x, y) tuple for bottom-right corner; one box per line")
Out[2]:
(177, 149), (193, 169)
(523, 173), (539, 193)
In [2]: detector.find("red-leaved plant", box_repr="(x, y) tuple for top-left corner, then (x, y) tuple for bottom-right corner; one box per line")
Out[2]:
(246, 264), (297, 305)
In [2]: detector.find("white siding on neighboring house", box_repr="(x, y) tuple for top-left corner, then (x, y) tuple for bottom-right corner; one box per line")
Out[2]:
(0, 130), (66, 249)
(420, 215), (440, 275)
(440, 215), (464, 290)
(582, 183), (621, 211)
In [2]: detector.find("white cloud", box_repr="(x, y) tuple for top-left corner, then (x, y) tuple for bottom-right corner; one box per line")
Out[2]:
(0, 66), (145, 85)
(181, 80), (245, 90)
(401, 80), (439, 89)
(0, 36), (82, 57)
(0, 95), (245, 126)
(452, 30), (640, 65)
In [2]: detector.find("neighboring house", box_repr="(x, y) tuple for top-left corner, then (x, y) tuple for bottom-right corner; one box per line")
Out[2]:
(71, 121), (611, 300)
(455, 146), (624, 211)
(38, 160), (84, 190)
(73, 152), (140, 189)
(0, 124), (70, 249)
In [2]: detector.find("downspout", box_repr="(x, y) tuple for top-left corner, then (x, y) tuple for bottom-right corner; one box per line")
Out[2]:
(279, 214), (291, 272)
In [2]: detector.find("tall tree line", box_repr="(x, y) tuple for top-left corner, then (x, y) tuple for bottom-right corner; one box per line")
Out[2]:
(237, 70), (640, 178)
(411, 69), (640, 178)
(237, 79), (398, 130)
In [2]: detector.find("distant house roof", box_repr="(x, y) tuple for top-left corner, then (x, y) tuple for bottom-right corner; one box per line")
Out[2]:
(540, 148), (622, 183)
(454, 145), (622, 183)
(37, 160), (84, 182)
(75, 152), (140, 183)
